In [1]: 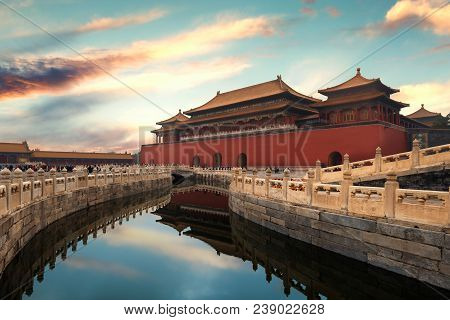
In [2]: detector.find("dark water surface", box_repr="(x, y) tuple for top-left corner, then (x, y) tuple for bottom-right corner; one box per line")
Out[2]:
(0, 186), (448, 300)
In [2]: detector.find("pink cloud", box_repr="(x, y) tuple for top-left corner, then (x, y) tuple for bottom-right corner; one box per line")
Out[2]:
(300, 7), (317, 16)
(325, 6), (341, 17)
(77, 9), (167, 33)
(0, 15), (280, 100)
(360, 0), (450, 37)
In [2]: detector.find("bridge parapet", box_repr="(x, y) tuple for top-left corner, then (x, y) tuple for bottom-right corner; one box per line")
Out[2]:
(0, 165), (171, 219)
(231, 168), (450, 227)
(320, 141), (450, 183)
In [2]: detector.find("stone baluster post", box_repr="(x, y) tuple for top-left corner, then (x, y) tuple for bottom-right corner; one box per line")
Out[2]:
(62, 167), (68, 191)
(241, 168), (246, 191)
(50, 168), (56, 195)
(374, 147), (382, 173)
(283, 168), (290, 201)
(233, 168), (238, 188)
(72, 167), (78, 189)
(105, 167), (109, 184)
(0, 168), (12, 211)
(384, 171), (399, 218)
(343, 154), (350, 172)
(252, 169), (257, 195)
(265, 168), (271, 198)
(315, 160), (321, 182)
(340, 170), (353, 211)
(411, 139), (420, 169)
(84, 167), (88, 188)
(93, 167), (98, 186)
(13, 168), (24, 205)
(306, 169), (315, 205)
(37, 168), (45, 197)
(26, 168), (35, 200)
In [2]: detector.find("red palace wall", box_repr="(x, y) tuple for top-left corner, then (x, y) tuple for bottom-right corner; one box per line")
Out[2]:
(141, 123), (408, 167)
(171, 191), (228, 210)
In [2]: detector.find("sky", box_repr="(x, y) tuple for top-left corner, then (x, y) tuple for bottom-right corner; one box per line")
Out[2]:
(0, 0), (449, 153)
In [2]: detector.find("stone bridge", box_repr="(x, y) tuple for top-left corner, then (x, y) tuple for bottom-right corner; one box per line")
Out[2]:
(0, 165), (171, 274)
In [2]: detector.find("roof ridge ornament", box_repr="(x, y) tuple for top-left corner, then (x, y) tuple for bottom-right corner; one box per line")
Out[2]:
(217, 90), (220, 95)
(356, 67), (361, 75)
(277, 74), (282, 88)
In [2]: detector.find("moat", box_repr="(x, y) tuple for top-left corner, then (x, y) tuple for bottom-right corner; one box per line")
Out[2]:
(0, 186), (448, 300)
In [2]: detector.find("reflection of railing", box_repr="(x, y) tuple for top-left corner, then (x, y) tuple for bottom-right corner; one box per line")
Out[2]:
(318, 141), (450, 183)
(179, 124), (297, 141)
(0, 191), (170, 299)
(231, 168), (450, 227)
(0, 165), (171, 218)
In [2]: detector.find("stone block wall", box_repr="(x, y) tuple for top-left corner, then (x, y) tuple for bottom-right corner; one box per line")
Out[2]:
(229, 191), (450, 290)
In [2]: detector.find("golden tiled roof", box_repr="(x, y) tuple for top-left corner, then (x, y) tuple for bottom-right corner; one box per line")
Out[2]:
(181, 101), (317, 125)
(313, 92), (408, 108)
(156, 110), (189, 125)
(406, 105), (441, 119)
(185, 76), (319, 115)
(0, 142), (30, 153)
(318, 68), (398, 95)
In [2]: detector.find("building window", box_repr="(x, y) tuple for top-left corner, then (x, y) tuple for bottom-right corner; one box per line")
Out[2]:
(192, 155), (201, 167)
(328, 152), (343, 166)
(328, 113), (338, 124)
(343, 110), (355, 122)
(213, 153), (222, 168)
(237, 153), (247, 168)
(360, 108), (369, 121)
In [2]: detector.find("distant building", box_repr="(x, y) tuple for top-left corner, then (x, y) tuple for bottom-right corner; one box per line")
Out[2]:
(0, 141), (133, 166)
(406, 104), (447, 127)
(31, 150), (133, 166)
(0, 142), (31, 164)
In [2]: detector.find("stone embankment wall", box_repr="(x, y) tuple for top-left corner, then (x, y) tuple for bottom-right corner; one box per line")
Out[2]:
(0, 168), (171, 274)
(229, 191), (450, 290)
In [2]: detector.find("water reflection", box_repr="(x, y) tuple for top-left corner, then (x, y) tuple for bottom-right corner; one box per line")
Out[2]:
(0, 185), (448, 300)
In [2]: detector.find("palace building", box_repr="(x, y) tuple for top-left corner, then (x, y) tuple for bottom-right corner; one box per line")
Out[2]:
(141, 68), (430, 168)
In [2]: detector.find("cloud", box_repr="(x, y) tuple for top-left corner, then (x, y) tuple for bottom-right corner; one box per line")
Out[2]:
(0, 15), (280, 100)
(300, 7), (317, 16)
(76, 9), (167, 33)
(0, 91), (140, 152)
(106, 226), (241, 270)
(0, 57), (118, 100)
(325, 6), (341, 17)
(77, 56), (252, 94)
(66, 257), (144, 279)
(359, 0), (450, 37)
(426, 42), (450, 53)
(395, 80), (450, 115)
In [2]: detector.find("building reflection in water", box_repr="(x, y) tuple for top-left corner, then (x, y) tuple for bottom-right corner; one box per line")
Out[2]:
(0, 185), (448, 300)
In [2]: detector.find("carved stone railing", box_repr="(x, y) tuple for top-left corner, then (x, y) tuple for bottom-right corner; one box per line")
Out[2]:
(0, 165), (171, 219)
(318, 141), (450, 183)
(231, 168), (450, 227)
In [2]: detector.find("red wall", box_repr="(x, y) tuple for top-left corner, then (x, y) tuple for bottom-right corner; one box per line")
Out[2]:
(171, 191), (228, 209)
(141, 123), (408, 167)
